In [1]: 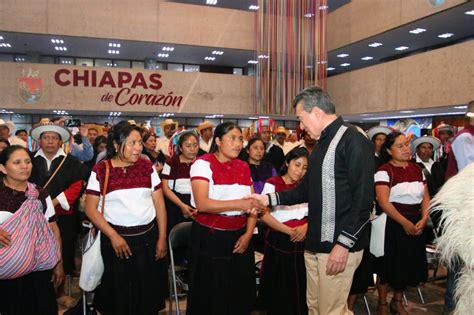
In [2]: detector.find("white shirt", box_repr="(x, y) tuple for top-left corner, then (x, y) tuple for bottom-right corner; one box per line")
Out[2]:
(155, 136), (170, 157)
(199, 138), (212, 153)
(416, 154), (434, 174)
(34, 148), (66, 171)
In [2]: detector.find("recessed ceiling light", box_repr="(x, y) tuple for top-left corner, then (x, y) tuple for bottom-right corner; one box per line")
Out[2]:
(204, 56), (216, 61)
(258, 54), (269, 59)
(109, 43), (121, 48)
(454, 105), (467, 109)
(212, 50), (224, 55)
(162, 46), (174, 51)
(157, 53), (169, 58)
(465, 10), (474, 15)
(61, 60), (72, 64)
(0, 43), (12, 48)
(368, 42), (383, 48)
(400, 110), (414, 113)
(438, 33), (454, 39)
(340, 63), (350, 67)
(319, 5), (329, 10)
(206, 0), (217, 5)
(361, 56), (374, 61)
(409, 28), (426, 34)
(0, 36), (3, 40)
(395, 46), (409, 51)
(108, 50), (120, 54)
(55, 46), (68, 51)
(248, 60), (258, 64)
(15, 57), (25, 62)
(327, 67), (335, 71)
(51, 39), (64, 44)
(249, 5), (259, 10)
(337, 53), (349, 58)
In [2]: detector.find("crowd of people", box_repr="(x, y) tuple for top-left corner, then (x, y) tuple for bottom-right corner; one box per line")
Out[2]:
(0, 91), (472, 315)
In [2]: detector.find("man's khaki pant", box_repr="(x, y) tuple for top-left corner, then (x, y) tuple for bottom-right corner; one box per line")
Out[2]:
(304, 250), (363, 315)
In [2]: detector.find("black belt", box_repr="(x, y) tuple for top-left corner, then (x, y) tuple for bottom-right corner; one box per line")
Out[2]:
(109, 221), (155, 236)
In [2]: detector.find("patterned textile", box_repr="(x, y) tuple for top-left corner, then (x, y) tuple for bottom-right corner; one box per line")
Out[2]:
(0, 182), (60, 279)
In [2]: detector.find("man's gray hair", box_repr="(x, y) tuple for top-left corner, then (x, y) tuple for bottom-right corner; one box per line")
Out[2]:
(292, 86), (336, 114)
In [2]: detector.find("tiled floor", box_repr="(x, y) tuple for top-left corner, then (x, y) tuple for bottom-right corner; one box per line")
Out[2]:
(59, 268), (448, 314)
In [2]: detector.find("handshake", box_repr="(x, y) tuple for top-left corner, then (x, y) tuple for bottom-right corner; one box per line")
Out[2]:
(239, 194), (269, 215)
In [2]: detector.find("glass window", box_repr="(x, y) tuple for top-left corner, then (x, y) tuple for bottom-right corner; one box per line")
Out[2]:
(115, 60), (130, 68)
(76, 58), (93, 67)
(95, 59), (113, 67)
(233, 68), (243, 75)
(167, 63), (183, 72)
(185, 64), (200, 73)
(59, 57), (74, 65)
(246, 66), (256, 77)
(132, 61), (145, 69)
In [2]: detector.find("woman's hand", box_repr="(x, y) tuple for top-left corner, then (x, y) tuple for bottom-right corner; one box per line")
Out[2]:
(180, 205), (197, 219)
(154, 163), (164, 173)
(414, 217), (428, 235)
(51, 262), (65, 288)
(0, 228), (11, 247)
(237, 199), (265, 215)
(233, 233), (252, 254)
(155, 237), (167, 260)
(110, 234), (132, 259)
(402, 220), (417, 235)
(290, 224), (308, 242)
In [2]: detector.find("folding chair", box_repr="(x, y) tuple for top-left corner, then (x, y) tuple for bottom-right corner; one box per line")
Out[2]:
(168, 222), (192, 315)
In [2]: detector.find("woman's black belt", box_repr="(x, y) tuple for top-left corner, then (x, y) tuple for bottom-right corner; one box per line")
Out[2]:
(109, 221), (155, 236)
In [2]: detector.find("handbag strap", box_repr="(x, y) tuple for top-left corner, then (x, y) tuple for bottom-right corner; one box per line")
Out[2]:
(43, 155), (67, 190)
(100, 160), (111, 216)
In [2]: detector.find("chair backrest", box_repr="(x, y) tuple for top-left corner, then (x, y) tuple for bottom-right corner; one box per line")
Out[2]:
(169, 221), (192, 250)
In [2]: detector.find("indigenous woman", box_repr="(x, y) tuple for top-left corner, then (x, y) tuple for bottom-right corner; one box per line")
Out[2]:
(0, 145), (63, 315)
(85, 121), (168, 315)
(375, 131), (429, 315)
(142, 132), (166, 172)
(161, 130), (199, 233)
(259, 147), (309, 315)
(245, 136), (277, 194)
(187, 122), (262, 315)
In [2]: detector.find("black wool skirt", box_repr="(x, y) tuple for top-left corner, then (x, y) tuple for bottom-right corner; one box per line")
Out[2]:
(0, 269), (57, 315)
(379, 214), (428, 291)
(187, 222), (256, 315)
(349, 247), (374, 295)
(94, 225), (168, 315)
(259, 229), (307, 315)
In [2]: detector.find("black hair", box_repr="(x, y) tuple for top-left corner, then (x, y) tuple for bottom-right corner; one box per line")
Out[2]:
(142, 132), (156, 144)
(209, 122), (242, 154)
(0, 145), (31, 177)
(15, 129), (27, 136)
(0, 139), (10, 149)
(93, 135), (107, 153)
(379, 131), (404, 164)
(371, 132), (387, 143)
(245, 136), (265, 153)
(177, 131), (199, 155)
(106, 121), (142, 160)
(279, 147), (309, 176)
(292, 86), (336, 114)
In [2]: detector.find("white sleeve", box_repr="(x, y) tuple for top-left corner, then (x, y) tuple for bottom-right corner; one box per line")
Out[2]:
(86, 170), (100, 193)
(151, 166), (162, 190)
(374, 170), (389, 184)
(44, 195), (56, 220)
(55, 192), (70, 211)
(261, 182), (275, 195)
(162, 162), (171, 176)
(190, 159), (212, 182)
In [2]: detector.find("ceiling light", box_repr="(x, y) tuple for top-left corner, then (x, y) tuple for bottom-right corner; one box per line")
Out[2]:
(53, 110), (69, 115)
(340, 63), (350, 67)
(319, 5), (329, 10)
(108, 43), (121, 48)
(206, 0), (217, 5)
(400, 110), (414, 113)
(454, 105), (467, 109)
(248, 60), (258, 64)
(108, 50), (120, 54)
(204, 56), (216, 61)
(327, 67), (335, 71)
(0, 36), (3, 40)
(162, 46), (174, 51)
(337, 53), (349, 58)
(54, 46), (67, 51)
(368, 42), (383, 48)
(249, 5), (259, 10)
(15, 57), (25, 62)
(465, 10), (474, 15)
(258, 54), (269, 59)
(157, 53), (169, 58)
(438, 33), (454, 38)
(212, 50), (224, 55)
(409, 28), (426, 34)
(61, 60), (72, 64)
(0, 43), (12, 48)
(51, 39), (64, 44)
(361, 56), (373, 61)
(395, 46), (409, 51)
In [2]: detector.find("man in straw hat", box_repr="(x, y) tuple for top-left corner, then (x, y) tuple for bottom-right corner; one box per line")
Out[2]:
(156, 118), (178, 157)
(366, 125), (393, 171)
(0, 119), (27, 147)
(433, 122), (455, 168)
(273, 126), (299, 155)
(196, 121), (214, 154)
(29, 118), (90, 294)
